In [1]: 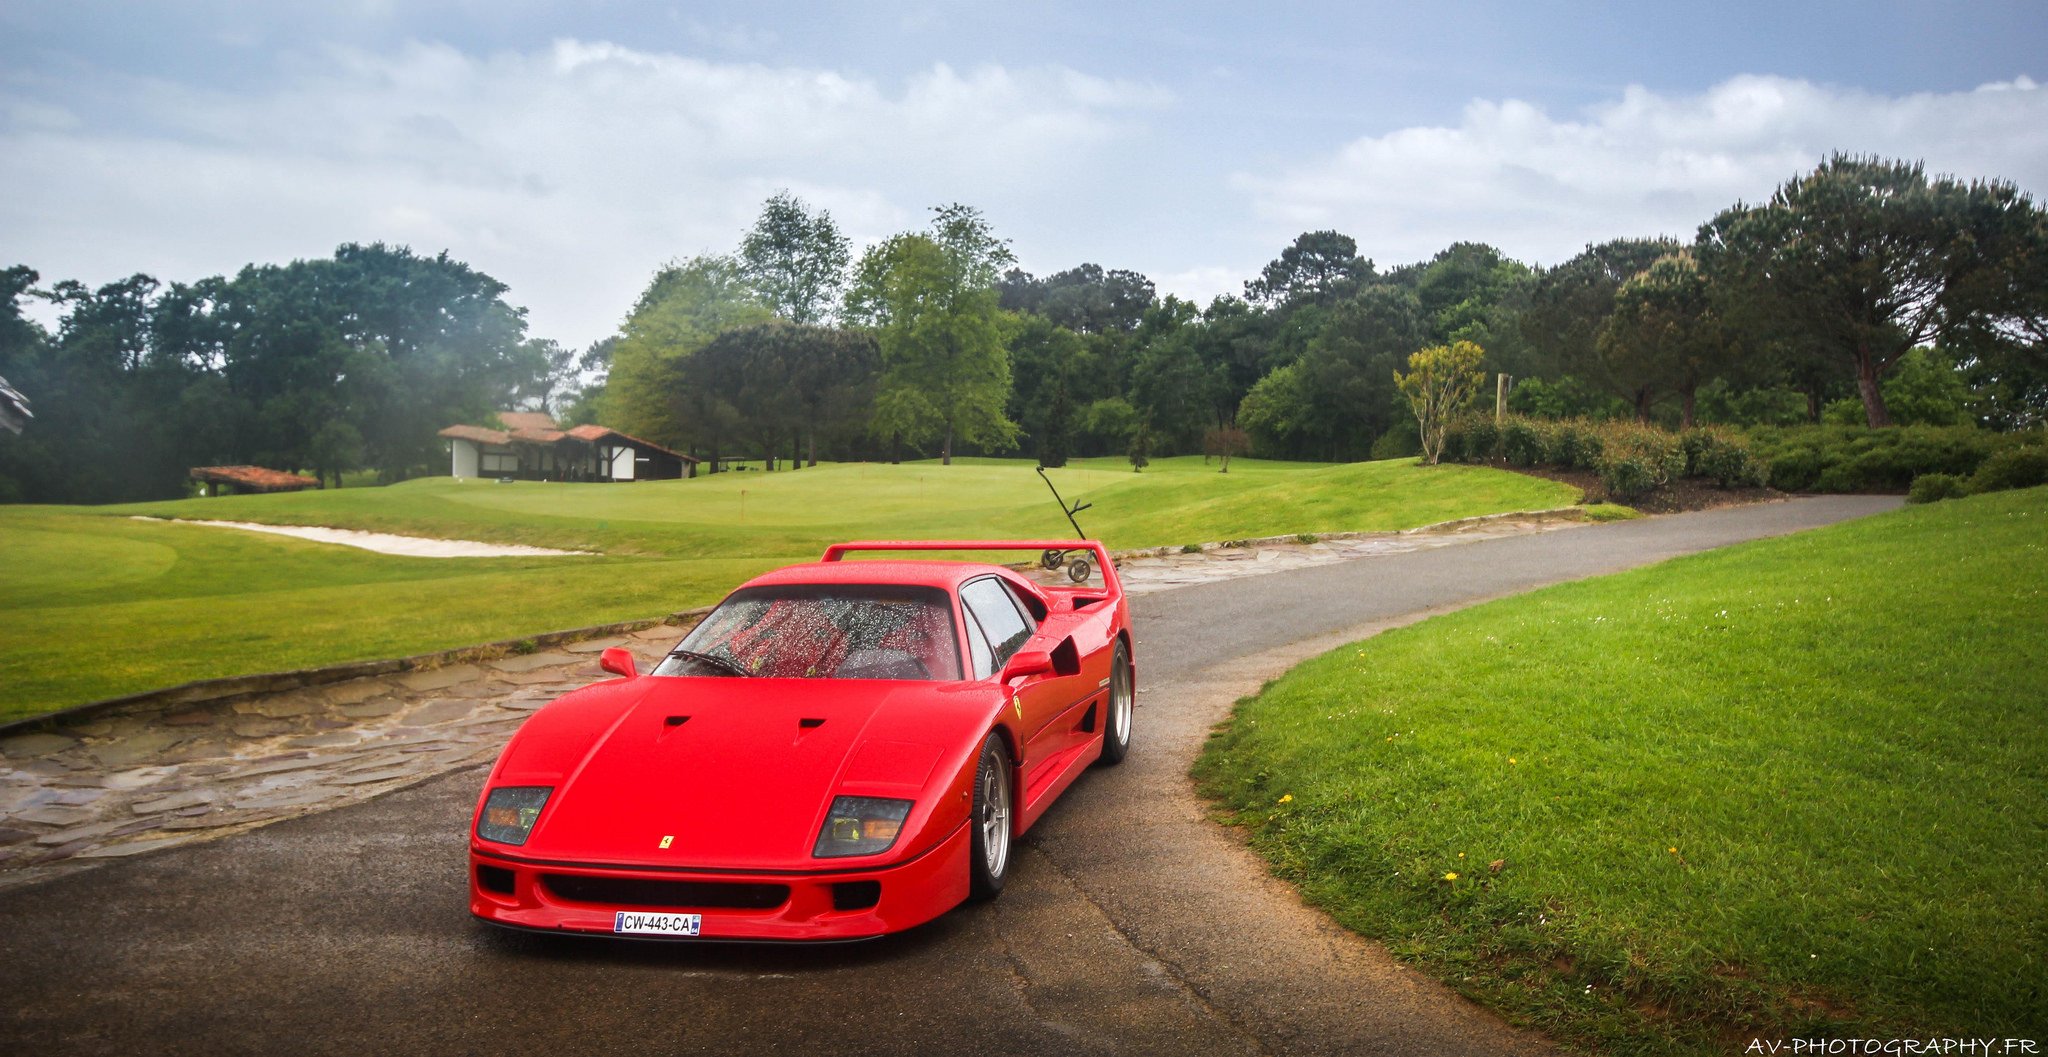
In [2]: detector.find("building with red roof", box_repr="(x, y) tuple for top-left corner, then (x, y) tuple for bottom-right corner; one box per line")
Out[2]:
(437, 413), (696, 482)
(189, 465), (322, 496)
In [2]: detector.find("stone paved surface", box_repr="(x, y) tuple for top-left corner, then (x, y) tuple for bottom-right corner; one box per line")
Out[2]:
(0, 511), (1584, 889)
(0, 625), (686, 890)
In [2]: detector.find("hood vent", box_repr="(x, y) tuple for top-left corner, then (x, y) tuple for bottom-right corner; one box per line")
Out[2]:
(797, 718), (826, 729)
(664, 715), (690, 727)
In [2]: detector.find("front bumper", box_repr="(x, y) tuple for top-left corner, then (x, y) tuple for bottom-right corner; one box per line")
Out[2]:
(469, 821), (971, 941)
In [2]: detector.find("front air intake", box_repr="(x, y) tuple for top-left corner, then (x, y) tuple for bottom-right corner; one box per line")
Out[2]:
(541, 875), (790, 910)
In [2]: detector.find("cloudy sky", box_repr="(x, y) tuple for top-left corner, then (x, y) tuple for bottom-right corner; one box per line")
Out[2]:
(4, 1), (2045, 348)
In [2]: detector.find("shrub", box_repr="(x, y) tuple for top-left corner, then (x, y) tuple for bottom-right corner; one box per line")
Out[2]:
(1746, 425), (2003, 494)
(1438, 417), (1469, 463)
(1677, 429), (1718, 478)
(1967, 446), (2048, 495)
(1460, 416), (1501, 463)
(1500, 419), (1545, 467)
(1907, 473), (1968, 504)
(1595, 425), (1685, 501)
(1697, 442), (1768, 489)
(1370, 426), (1421, 461)
(1545, 420), (1602, 470)
(1683, 429), (1769, 489)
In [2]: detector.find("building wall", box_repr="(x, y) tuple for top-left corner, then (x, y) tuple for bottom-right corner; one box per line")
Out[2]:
(608, 445), (635, 481)
(451, 438), (479, 478)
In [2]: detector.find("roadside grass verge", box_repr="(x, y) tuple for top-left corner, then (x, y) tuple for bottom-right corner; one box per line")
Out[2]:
(2, 458), (1575, 719)
(1193, 486), (2048, 1052)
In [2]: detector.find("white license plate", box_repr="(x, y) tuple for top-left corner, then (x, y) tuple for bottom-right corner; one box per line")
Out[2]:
(613, 911), (701, 937)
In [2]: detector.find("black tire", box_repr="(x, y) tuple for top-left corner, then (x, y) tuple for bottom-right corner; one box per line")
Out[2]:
(1097, 641), (1132, 766)
(1065, 557), (1092, 583)
(1039, 549), (1064, 570)
(967, 733), (1013, 901)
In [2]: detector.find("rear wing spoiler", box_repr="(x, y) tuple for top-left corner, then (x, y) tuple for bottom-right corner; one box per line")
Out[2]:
(819, 539), (1121, 597)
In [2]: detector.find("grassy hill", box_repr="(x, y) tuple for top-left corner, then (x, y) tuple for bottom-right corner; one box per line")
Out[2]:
(1194, 485), (2048, 1051)
(1, 457), (1575, 719)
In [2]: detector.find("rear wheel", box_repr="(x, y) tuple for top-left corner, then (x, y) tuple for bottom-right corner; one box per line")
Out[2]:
(968, 733), (1012, 901)
(1097, 641), (1133, 766)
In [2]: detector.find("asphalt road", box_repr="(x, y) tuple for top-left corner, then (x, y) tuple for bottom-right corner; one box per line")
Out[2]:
(0, 495), (1901, 1057)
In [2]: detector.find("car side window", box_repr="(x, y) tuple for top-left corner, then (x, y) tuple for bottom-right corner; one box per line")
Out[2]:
(998, 580), (1040, 633)
(962, 577), (1031, 672)
(962, 598), (994, 678)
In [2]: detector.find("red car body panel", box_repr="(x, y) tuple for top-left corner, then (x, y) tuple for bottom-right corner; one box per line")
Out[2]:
(469, 540), (1132, 941)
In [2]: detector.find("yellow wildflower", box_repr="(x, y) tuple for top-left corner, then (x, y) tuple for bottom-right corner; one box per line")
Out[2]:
(1443, 871), (1459, 881)
(1278, 794), (1293, 804)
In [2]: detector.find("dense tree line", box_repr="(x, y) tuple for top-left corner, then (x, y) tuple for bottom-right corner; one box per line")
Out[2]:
(0, 244), (575, 503)
(5, 154), (2042, 503)
(600, 157), (2041, 478)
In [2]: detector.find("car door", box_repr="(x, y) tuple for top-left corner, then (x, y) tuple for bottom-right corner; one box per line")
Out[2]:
(960, 577), (1073, 795)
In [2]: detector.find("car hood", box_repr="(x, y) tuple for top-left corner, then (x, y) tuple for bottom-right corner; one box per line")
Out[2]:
(497, 675), (987, 871)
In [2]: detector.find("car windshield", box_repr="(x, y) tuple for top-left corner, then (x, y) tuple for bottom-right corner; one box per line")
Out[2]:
(653, 584), (963, 681)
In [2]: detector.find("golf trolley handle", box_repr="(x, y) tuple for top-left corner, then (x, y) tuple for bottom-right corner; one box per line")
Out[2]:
(820, 540), (1121, 595)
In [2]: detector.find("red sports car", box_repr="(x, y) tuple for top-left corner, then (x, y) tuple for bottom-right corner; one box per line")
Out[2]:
(468, 540), (1134, 941)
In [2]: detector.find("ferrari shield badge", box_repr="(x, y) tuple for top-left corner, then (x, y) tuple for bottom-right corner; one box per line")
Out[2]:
(658, 835), (674, 849)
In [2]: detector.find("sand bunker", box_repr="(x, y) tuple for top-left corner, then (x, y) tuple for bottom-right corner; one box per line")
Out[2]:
(137, 518), (592, 558)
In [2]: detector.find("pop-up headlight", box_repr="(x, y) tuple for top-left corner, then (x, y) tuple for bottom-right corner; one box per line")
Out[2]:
(813, 797), (913, 858)
(477, 786), (552, 846)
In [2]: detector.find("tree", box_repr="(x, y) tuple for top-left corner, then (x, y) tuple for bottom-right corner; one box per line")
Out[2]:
(1291, 285), (1424, 458)
(1237, 363), (1312, 457)
(1127, 420), (1152, 472)
(1598, 252), (1725, 427)
(1004, 315), (1087, 465)
(1697, 154), (2042, 427)
(1246, 231), (1373, 307)
(606, 256), (774, 450)
(739, 191), (852, 325)
(1395, 340), (1486, 465)
(1202, 426), (1249, 472)
(847, 205), (1019, 465)
(1520, 237), (1681, 402)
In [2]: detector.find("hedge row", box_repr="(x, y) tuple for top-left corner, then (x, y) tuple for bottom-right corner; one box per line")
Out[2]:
(1907, 446), (2048, 504)
(1440, 415), (1767, 500)
(1744, 425), (2047, 493)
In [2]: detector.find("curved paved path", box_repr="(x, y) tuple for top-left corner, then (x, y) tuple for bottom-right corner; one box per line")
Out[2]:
(0, 495), (1899, 1056)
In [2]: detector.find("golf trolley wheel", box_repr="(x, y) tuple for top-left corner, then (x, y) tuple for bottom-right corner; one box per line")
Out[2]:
(1065, 557), (1092, 584)
(1040, 549), (1065, 570)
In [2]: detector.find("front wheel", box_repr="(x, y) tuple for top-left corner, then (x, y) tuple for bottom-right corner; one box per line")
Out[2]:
(1097, 641), (1132, 766)
(967, 733), (1012, 901)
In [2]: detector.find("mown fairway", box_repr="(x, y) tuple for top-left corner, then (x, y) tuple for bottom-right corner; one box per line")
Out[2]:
(0, 457), (1575, 719)
(1195, 485), (2048, 1052)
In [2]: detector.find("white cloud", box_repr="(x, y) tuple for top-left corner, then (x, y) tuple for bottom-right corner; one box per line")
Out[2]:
(1152, 265), (1242, 309)
(1236, 74), (2048, 270)
(0, 39), (1168, 345)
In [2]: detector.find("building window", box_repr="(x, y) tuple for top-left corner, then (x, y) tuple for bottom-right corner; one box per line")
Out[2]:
(480, 450), (519, 474)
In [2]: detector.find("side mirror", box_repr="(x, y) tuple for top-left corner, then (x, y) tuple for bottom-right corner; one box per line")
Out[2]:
(1001, 650), (1055, 682)
(599, 647), (638, 679)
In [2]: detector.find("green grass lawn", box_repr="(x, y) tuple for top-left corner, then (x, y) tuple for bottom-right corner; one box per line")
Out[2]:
(1, 457), (1574, 720)
(1194, 485), (2048, 1052)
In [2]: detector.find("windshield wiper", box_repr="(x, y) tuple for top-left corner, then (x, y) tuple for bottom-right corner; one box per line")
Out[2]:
(666, 648), (752, 678)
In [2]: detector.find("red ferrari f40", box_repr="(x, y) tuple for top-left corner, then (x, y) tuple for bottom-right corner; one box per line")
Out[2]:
(468, 540), (1134, 941)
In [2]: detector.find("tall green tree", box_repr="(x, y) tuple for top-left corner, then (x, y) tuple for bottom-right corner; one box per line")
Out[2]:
(848, 205), (1019, 465)
(1598, 252), (1726, 426)
(739, 191), (852, 325)
(1245, 231), (1373, 307)
(605, 256), (774, 450)
(1697, 154), (2043, 427)
(1520, 237), (1681, 397)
